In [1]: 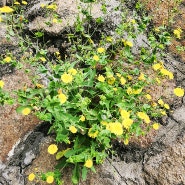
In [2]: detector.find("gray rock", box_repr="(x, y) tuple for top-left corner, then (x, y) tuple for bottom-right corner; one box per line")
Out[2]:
(27, 0), (122, 36)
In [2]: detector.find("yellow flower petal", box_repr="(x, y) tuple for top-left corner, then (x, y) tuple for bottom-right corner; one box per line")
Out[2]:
(69, 126), (77, 133)
(84, 159), (93, 168)
(46, 176), (54, 184)
(48, 144), (58, 155)
(28, 173), (35, 181)
(174, 87), (184, 97)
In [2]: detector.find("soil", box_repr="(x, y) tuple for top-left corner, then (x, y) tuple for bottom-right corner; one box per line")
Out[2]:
(0, 63), (41, 162)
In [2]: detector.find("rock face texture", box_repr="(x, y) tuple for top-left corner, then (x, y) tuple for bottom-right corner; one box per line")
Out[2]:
(26, 0), (122, 36)
(0, 0), (185, 185)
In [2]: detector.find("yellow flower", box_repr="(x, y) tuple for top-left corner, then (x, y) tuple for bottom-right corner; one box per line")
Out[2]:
(113, 87), (117, 91)
(40, 3), (45, 8)
(137, 112), (150, 123)
(39, 57), (46, 62)
(47, 4), (57, 10)
(4, 56), (11, 63)
(158, 99), (164, 106)
(48, 144), (58, 155)
(145, 94), (152, 100)
(58, 93), (67, 104)
(79, 115), (85, 122)
(106, 37), (112, 42)
(161, 110), (167, 115)
(152, 123), (160, 130)
(130, 19), (136, 24)
(68, 68), (77, 75)
(174, 87), (184, 97)
(69, 126), (77, 133)
(106, 122), (123, 136)
(101, 120), (108, 126)
(28, 173), (35, 181)
(154, 27), (160, 32)
(124, 40), (133, 47)
(22, 108), (31, 115)
(97, 47), (105, 53)
(151, 102), (157, 107)
(164, 103), (170, 109)
(0, 80), (4, 88)
(173, 28), (182, 39)
(84, 159), (93, 168)
(138, 73), (145, 81)
(98, 75), (105, 82)
(152, 63), (162, 71)
(14, 2), (20, 5)
(61, 73), (73, 83)
(133, 88), (142, 94)
(46, 176), (54, 184)
(120, 109), (130, 119)
(116, 73), (121, 77)
(120, 77), (126, 85)
(107, 77), (115, 85)
(127, 75), (133, 80)
(88, 128), (98, 138)
(122, 118), (133, 129)
(22, 1), (28, 5)
(124, 138), (129, 145)
(155, 77), (161, 84)
(36, 83), (44, 88)
(160, 68), (173, 79)
(93, 55), (99, 61)
(52, 18), (58, 23)
(127, 87), (133, 95)
(0, 6), (14, 13)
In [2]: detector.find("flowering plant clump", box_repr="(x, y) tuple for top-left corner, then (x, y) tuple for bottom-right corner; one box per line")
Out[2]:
(2, 1), (184, 185)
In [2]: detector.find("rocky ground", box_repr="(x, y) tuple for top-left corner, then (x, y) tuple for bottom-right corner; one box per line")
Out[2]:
(0, 0), (185, 185)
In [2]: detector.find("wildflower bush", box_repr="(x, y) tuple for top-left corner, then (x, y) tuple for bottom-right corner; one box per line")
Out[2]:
(0, 0), (185, 184)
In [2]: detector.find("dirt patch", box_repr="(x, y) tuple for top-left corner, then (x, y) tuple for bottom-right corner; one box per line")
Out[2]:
(0, 64), (40, 162)
(139, 0), (185, 63)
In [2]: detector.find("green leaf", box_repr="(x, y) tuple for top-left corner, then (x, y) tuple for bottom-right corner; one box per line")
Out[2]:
(72, 164), (80, 184)
(82, 166), (88, 181)
(55, 157), (67, 169)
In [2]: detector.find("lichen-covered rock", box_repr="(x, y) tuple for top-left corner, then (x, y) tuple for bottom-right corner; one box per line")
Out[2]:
(26, 0), (122, 36)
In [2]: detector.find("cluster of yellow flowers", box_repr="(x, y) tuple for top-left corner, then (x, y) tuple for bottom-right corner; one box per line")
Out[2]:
(157, 99), (170, 109)
(137, 112), (150, 124)
(152, 62), (174, 79)
(14, 1), (27, 5)
(28, 144), (57, 183)
(121, 109), (133, 129)
(122, 39), (133, 47)
(46, 4), (57, 10)
(28, 173), (54, 184)
(60, 68), (77, 84)
(173, 28), (183, 39)
(106, 121), (123, 136)
(0, 6), (14, 13)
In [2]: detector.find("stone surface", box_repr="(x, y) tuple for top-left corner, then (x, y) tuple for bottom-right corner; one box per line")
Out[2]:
(27, 0), (122, 36)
